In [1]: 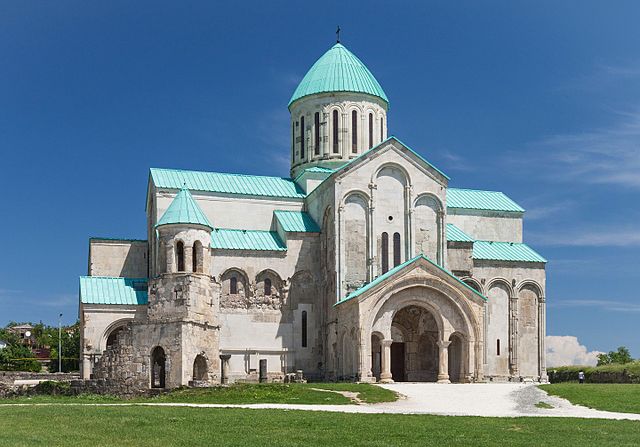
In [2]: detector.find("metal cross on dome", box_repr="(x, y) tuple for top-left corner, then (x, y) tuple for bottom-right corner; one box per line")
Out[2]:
(336, 26), (341, 43)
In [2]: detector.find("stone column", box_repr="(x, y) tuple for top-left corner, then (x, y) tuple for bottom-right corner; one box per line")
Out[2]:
(437, 209), (446, 266)
(219, 354), (231, 385)
(509, 294), (519, 377)
(538, 298), (548, 382)
(437, 340), (451, 383)
(380, 339), (394, 383)
(185, 245), (193, 273)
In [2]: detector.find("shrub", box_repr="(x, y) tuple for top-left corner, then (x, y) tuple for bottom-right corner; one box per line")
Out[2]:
(34, 381), (72, 396)
(548, 361), (640, 384)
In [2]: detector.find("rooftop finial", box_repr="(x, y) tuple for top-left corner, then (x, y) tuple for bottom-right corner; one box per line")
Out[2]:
(336, 25), (341, 43)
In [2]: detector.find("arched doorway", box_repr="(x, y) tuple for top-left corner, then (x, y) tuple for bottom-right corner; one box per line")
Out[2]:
(448, 333), (464, 383)
(151, 346), (166, 388)
(193, 355), (208, 382)
(390, 306), (439, 382)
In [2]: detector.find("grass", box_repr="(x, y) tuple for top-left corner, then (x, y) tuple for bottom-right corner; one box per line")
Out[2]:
(0, 383), (398, 405)
(535, 401), (554, 409)
(540, 383), (640, 414)
(1, 405), (639, 446)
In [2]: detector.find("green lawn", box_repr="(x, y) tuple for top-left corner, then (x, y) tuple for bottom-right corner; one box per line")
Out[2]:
(540, 383), (640, 414)
(0, 383), (397, 405)
(1, 405), (639, 446)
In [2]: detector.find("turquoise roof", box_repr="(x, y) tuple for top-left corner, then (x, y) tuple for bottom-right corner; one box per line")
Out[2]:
(446, 223), (474, 243)
(80, 277), (148, 305)
(150, 168), (305, 200)
(337, 254), (487, 305)
(447, 188), (524, 213)
(156, 188), (213, 229)
(289, 43), (388, 107)
(473, 241), (546, 263)
(211, 228), (286, 251)
(274, 210), (320, 233)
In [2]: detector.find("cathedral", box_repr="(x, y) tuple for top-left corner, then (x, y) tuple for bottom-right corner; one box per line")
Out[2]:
(79, 42), (548, 388)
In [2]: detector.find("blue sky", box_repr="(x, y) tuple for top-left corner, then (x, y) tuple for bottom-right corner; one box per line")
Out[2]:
(1, 1), (638, 361)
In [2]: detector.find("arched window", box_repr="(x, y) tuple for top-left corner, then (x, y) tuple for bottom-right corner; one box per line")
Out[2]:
(497, 339), (501, 356)
(300, 115), (305, 159)
(381, 232), (389, 274)
(314, 112), (320, 155)
(368, 113), (373, 149)
(176, 241), (185, 272)
(301, 310), (308, 348)
(380, 117), (384, 141)
(393, 232), (401, 267)
(264, 278), (272, 296)
(230, 277), (238, 295)
(292, 121), (295, 162)
(351, 110), (358, 153)
(192, 241), (199, 273)
(332, 110), (339, 153)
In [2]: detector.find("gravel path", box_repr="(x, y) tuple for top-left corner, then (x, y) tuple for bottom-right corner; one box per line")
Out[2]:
(2, 384), (639, 420)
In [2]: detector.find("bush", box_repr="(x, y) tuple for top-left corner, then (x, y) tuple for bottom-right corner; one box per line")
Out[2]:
(548, 361), (640, 384)
(34, 381), (72, 396)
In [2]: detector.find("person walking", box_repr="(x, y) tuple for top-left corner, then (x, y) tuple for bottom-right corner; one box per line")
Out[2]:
(578, 370), (585, 384)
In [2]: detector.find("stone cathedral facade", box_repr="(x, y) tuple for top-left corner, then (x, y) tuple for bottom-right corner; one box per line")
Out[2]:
(79, 42), (548, 388)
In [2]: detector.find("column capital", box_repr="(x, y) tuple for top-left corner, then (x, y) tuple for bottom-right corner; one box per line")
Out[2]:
(381, 339), (394, 348)
(437, 340), (451, 349)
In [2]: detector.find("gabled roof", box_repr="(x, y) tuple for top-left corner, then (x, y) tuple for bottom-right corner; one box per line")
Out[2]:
(150, 168), (305, 200)
(274, 210), (320, 233)
(446, 223), (474, 243)
(211, 228), (286, 251)
(447, 188), (524, 213)
(80, 277), (148, 305)
(156, 188), (213, 229)
(473, 241), (547, 263)
(332, 136), (450, 182)
(289, 43), (388, 107)
(337, 254), (487, 305)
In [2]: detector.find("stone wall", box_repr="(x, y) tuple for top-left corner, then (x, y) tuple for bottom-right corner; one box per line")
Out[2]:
(89, 239), (148, 277)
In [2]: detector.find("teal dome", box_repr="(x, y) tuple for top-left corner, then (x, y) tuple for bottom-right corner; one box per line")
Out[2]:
(288, 43), (388, 108)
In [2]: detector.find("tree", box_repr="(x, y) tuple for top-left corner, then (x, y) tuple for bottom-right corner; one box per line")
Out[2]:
(596, 346), (634, 366)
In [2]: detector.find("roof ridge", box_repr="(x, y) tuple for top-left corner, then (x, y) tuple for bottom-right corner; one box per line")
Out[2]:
(151, 167), (293, 182)
(448, 187), (505, 194)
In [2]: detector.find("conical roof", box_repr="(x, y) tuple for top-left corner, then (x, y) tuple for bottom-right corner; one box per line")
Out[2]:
(288, 43), (388, 107)
(156, 188), (213, 230)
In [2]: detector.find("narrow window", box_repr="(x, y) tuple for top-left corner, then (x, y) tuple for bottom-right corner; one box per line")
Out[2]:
(230, 277), (238, 295)
(351, 110), (358, 153)
(314, 112), (320, 155)
(368, 113), (373, 149)
(332, 110), (339, 153)
(264, 278), (272, 296)
(497, 339), (501, 356)
(176, 241), (185, 272)
(292, 122), (295, 161)
(381, 232), (389, 274)
(192, 242), (198, 273)
(380, 117), (384, 141)
(300, 115), (305, 159)
(393, 232), (401, 267)
(301, 310), (308, 348)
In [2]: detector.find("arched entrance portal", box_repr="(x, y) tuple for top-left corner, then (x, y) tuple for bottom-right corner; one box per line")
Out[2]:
(151, 346), (166, 388)
(389, 306), (439, 382)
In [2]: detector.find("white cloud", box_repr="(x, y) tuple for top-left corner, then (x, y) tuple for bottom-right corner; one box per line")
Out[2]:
(546, 335), (603, 367)
(528, 226), (640, 247)
(550, 299), (640, 313)
(510, 108), (640, 190)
